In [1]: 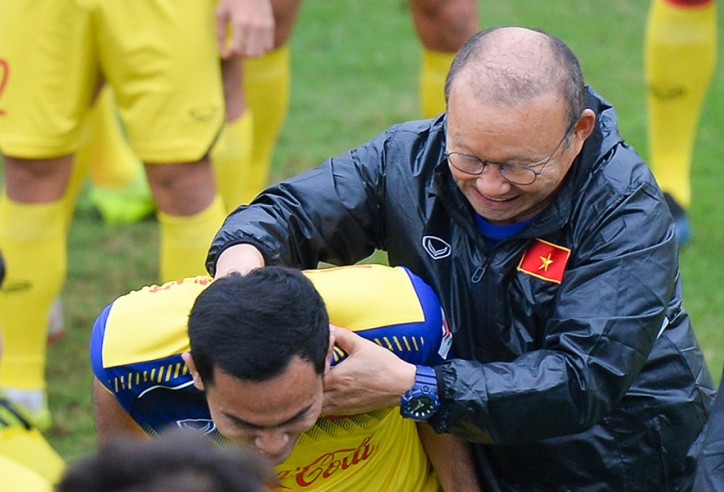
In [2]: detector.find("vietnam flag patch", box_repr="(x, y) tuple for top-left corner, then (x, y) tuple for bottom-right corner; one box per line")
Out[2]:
(517, 238), (571, 284)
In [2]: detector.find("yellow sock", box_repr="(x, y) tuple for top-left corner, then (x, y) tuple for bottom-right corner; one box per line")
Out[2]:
(212, 111), (254, 213)
(645, 0), (717, 208)
(242, 44), (291, 201)
(157, 195), (226, 282)
(0, 196), (66, 390)
(420, 49), (456, 119)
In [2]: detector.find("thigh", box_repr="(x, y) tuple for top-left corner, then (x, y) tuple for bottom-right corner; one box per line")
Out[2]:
(0, 0), (98, 158)
(97, 0), (225, 163)
(408, 0), (479, 51)
(272, 0), (303, 47)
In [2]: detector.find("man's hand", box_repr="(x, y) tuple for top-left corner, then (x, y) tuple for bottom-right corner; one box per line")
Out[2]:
(216, 0), (275, 59)
(214, 244), (265, 278)
(323, 327), (417, 416)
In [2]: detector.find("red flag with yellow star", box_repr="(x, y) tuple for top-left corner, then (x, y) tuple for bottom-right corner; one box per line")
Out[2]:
(517, 238), (571, 284)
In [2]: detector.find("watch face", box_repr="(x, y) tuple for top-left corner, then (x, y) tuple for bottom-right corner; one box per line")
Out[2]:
(405, 396), (437, 419)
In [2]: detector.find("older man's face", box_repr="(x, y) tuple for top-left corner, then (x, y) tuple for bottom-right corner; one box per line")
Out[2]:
(445, 79), (586, 225)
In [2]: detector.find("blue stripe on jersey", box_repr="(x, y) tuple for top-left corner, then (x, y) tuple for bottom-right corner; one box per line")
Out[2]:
(89, 303), (114, 386)
(330, 267), (445, 366)
(103, 353), (214, 437)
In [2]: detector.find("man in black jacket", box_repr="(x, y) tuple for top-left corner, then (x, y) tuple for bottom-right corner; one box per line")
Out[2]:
(694, 365), (724, 491)
(206, 26), (715, 491)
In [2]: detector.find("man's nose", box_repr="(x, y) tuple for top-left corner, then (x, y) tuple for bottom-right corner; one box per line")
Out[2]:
(475, 164), (512, 194)
(254, 429), (290, 456)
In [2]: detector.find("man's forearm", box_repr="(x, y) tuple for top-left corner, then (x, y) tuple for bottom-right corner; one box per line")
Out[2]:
(417, 422), (482, 492)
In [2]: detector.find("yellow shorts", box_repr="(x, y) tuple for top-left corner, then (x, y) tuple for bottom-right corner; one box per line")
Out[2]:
(0, 0), (224, 163)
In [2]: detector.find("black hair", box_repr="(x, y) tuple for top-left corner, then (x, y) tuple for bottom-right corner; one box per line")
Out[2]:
(56, 430), (272, 492)
(444, 26), (587, 132)
(188, 266), (330, 386)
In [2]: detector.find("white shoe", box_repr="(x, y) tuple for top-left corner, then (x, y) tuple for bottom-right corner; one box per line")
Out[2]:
(0, 388), (52, 431)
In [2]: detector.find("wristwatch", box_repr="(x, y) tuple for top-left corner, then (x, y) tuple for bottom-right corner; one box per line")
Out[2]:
(400, 365), (440, 421)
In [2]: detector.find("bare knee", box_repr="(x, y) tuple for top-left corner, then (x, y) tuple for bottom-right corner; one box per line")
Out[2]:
(409, 0), (479, 52)
(3, 155), (74, 203)
(144, 159), (217, 216)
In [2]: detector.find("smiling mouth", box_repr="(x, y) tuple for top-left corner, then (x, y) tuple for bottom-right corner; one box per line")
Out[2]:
(475, 189), (518, 203)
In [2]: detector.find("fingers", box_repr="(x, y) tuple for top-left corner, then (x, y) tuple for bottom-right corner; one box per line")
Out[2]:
(216, 8), (229, 56)
(236, 23), (275, 58)
(330, 326), (361, 353)
(213, 244), (265, 279)
(216, 0), (275, 59)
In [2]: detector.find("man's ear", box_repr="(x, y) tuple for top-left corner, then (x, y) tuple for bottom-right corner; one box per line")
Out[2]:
(571, 108), (596, 154)
(182, 352), (204, 391)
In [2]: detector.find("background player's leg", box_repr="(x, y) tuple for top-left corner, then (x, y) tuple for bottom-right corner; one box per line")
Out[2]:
(212, 111), (254, 212)
(241, 44), (292, 204)
(234, 0), (301, 204)
(145, 161), (226, 282)
(211, 55), (254, 213)
(0, 156), (73, 430)
(644, 0), (717, 244)
(82, 88), (154, 225)
(100, 0), (227, 281)
(409, 0), (479, 118)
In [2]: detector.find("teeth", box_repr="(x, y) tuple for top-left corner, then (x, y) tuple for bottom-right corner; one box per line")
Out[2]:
(483, 195), (512, 202)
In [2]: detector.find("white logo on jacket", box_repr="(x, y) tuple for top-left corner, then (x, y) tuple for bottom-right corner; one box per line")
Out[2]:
(422, 236), (451, 260)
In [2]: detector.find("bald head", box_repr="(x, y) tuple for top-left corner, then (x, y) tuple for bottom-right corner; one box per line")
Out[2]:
(445, 27), (587, 128)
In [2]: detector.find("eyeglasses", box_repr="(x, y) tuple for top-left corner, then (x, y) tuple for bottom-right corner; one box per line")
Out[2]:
(446, 123), (575, 186)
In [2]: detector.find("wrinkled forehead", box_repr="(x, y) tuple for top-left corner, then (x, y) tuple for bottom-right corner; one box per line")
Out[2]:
(446, 80), (570, 145)
(452, 61), (565, 112)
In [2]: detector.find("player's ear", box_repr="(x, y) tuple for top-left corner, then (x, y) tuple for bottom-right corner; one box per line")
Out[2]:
(182, 352), (204, 391)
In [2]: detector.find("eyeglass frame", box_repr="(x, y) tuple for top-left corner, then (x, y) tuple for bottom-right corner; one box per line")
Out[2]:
(444, 119), (577, 186)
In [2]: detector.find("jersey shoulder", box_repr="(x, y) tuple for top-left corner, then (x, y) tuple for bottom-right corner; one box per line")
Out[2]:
(305, 265), (451, 364)
(90, 277), (213, 372)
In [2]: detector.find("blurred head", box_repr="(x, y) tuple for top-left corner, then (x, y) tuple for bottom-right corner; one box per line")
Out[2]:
(57, 430), (273, 492)
(444, 26), (596, 225)
(183, 267), (333, 464)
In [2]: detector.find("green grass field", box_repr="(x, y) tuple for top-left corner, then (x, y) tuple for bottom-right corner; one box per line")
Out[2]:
(34, 0), (724, 462)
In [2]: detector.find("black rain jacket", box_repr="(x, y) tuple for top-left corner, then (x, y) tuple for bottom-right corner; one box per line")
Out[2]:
(694, 365), (724, 492)
(208, 89), (716, 491)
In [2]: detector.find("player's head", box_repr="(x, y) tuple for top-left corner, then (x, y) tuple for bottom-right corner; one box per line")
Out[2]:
(183, 266), (333, 464)
(57, 429), (273, 492)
